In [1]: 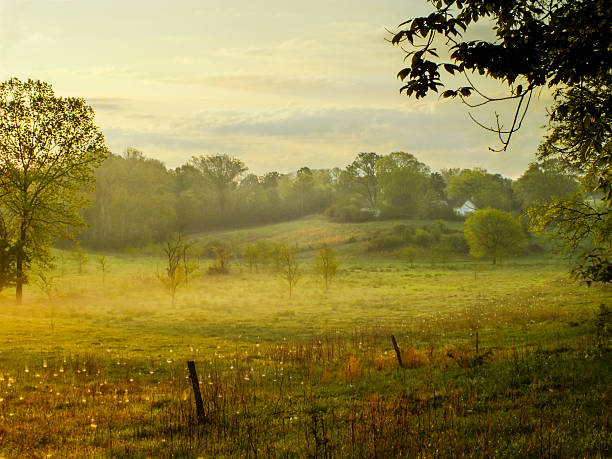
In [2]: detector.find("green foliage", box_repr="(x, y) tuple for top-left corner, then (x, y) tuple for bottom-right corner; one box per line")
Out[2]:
(392, 0), (610, 282)
(527, 196), (612, 284)
(532, 77), (612, 283)
(392, 0), (610, 149)
(208, 244), (232, 275)
(0, 78), (107, 302)
(465, 209), (526, 264)
(446, 168), (514, 210)
(513, 160), (579, 210)
(342, 152), (381, 209)
(0, 237), (18, 293)
(83, 151), (178, 248)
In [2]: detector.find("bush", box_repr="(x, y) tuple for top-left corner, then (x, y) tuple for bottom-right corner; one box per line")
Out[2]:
(444, 233), (469, 255)
(413, 228), (435, 247)
(325, 204), (376, 222)
(366, 234), (406, 252)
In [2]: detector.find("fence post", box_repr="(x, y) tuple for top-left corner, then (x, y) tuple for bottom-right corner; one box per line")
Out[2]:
(391, 335), (403, 368)
(187, 360), (205, 423)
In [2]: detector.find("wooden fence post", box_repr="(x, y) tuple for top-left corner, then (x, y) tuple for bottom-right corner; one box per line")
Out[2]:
(391, 335), (403, 368)
(187, 360), (205, 424)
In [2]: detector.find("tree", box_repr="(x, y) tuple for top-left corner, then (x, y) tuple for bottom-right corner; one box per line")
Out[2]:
(315, 244), (340, 290)
(375, 152), (432, 217)
(96, 255), (109, 284)
(464, 209), (526, 264)
(513, 159), (579, 210)
(392, 0), (611, 151)
(344, 152), (381, 209)
(243, 243), (261, 273)
(446, 168), (514, 211)
(158, 233), (187, 305)
(71, 242), (88, 274)
(190, 154), (247, 217)
(83, 151), (178, 248)
(0, 78), (106, 303)
(293, 167), (315, 216)
(208, 243), (231, 274)
(392, 1), (611, 282)
(527, 77), (612, 283)
(278, 244), (300, 298)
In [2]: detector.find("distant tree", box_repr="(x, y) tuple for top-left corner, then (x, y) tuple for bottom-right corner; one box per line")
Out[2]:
(208, 244), (232, 275)
(190, 154), (247, 216)
(0, 78), (106, 303)
(446, 168), (514, 210)
(432, 239), (453, 264)
(464, 209), (526, 264)
(158, 233), (187, 305)
(376, 152), (431, 217)
(315, 244), (340, 290)
(294, 167), (315, 216)
(83, 151), (178, 248)
(513, 160), (579, 210)
(71, 243), (88, 275)
(401, 246), (420, 267)
(96, 255), (109, 284)
(180, 241), (199, 285)
(344, 152), (382, 209)
(278, 244), (300, 298)
(243, 243), (261, 273)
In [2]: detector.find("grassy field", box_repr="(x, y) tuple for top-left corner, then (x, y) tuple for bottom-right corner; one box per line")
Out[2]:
(0, 217), (610, 457)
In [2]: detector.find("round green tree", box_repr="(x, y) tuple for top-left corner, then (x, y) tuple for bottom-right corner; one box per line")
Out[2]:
(464, 209), (526, 264)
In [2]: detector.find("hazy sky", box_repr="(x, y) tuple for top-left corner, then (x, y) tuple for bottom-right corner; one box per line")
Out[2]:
(0, 0), (550, 176)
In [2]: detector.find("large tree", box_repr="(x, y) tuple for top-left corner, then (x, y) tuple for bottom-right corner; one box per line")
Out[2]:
(392, 0), (611, 282)
(528, 78), (611, 283)
(0, 78), (106, 302)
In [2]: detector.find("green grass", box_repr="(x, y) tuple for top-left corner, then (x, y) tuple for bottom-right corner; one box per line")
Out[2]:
(0, 217), (610, 457)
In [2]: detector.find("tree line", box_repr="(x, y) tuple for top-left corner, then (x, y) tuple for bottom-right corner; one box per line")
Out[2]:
(80, 149), (579, 250)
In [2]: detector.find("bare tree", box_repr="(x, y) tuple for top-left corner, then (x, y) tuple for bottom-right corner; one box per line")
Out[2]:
(158, 233), (187, 305)
(96, 255), (109, 284)
(315, 244), (340, 290)
(71, 243), (88, 275)
(279, 244), (300, 298)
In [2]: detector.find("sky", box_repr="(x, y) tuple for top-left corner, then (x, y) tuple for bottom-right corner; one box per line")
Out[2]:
(0, 0), (551, 177)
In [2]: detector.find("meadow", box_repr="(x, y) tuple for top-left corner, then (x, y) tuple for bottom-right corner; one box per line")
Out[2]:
(0, 217), (610, 457)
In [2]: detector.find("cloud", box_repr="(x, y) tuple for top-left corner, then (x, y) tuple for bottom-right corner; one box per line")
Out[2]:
(99, 103), (546, 176)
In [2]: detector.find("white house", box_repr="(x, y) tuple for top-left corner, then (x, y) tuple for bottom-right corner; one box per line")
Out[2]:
(454, 199), (478, 217)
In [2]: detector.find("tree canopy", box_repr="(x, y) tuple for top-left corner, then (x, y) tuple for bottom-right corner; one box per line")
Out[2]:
(0, 78), (106, 302)
(464, 208), (526, 264)
(392, 0), (611, 150)
(393, 0), (611, 282)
